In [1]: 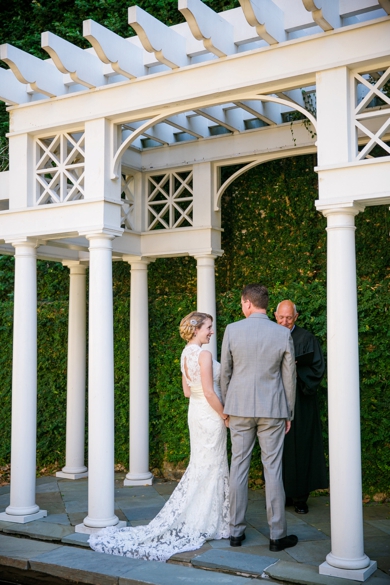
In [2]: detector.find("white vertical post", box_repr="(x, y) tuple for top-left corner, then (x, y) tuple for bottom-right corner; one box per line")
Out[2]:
(76, 234), (124, 533)
(194, 254), (217, 358)
(315, 66), (376, 581)
(124, 256), (153, 486)
(56, 262), (88, 480)
(317, 204), (376, 580)
(0, 241), (47, 523)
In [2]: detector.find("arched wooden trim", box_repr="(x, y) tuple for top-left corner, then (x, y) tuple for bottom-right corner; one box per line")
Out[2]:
(111, 94), (317, 179)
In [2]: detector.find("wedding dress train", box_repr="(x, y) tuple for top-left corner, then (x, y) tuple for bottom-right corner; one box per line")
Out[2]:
(89, 344), (229, 561)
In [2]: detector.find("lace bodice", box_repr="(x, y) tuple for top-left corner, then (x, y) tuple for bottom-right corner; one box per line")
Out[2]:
(181, 344), (221, 387)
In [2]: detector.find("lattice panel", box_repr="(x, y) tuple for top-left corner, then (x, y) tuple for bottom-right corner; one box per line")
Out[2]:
(35, 132), (85, 205)
(354, 68), (390, 160)
(121, 174), (135, 230)
(147, 171), (193, 230)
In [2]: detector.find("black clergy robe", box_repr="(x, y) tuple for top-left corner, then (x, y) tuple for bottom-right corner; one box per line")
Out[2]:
(283, 325), (328, 499)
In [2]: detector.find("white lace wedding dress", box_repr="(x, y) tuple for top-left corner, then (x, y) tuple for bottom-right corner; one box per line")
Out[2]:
(89, 344), (230, 562)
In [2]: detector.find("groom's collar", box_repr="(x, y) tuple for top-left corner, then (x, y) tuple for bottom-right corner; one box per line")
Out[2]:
(247, 313), (268, 319)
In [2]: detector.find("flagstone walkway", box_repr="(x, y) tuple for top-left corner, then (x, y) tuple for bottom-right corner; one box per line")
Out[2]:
(0, 474), (389, 584)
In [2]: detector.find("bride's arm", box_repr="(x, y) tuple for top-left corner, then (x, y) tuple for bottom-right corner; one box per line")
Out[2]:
(198, 351), (227, 420)
(182, 374), (191, 398)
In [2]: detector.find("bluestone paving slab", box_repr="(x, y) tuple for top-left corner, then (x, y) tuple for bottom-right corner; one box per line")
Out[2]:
(122, 506), (164, 521)
(36, 481), (60, 493)
(0, 486), (10, 496)
(0, 493), (10, 510)
(231, 544), (292, 562)
(38, 513), (70, 525)
(364, 535), (390, 557)
(63, 499), (88, 513)
(68, 511), (88, 525)
(0, 519), (74, 541)
(376, 557), (390, 575)
(119, 560), (256, 585)
(169, 542), (211, 562)
(367, 520), (390, 536)
(209, 526), (268, 549)
(191, 549), (277, 576)
(0, 534), (62, 570)
(265, 560), (390, 585)
(152, 482), (177, 497)
(283, 539), (331, 565)
(61, 532), (91, 547)
(36, 476), (59, 485)
(309, 522), (331, 536)
(29, 545), (146, 584)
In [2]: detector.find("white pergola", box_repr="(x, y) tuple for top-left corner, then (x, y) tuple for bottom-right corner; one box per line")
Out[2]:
(0, 0), (389, 580)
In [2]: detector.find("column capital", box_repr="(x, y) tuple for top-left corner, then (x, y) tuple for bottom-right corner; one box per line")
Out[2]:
(81, 228), (123, 241)
(8, 238), (40, 249)
(315, 200), (365, 218)
(123, 255), (155, 267)
(62, 261), (88, 273)
(193, 253), (219, 262)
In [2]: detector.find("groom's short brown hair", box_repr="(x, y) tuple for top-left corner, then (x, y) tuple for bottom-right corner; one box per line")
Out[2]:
(242, 284), (269, 310)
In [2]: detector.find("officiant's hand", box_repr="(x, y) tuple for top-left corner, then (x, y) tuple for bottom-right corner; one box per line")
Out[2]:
(285, 420), (291, 434)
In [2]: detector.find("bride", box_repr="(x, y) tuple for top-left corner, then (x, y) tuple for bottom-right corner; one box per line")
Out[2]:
(89, 311), (230, 562)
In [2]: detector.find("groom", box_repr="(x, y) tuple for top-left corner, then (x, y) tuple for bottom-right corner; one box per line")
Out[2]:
(221, 283), (298, 552)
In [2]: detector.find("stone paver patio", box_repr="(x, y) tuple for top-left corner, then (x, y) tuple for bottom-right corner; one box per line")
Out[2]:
(0, 474), (389, 584)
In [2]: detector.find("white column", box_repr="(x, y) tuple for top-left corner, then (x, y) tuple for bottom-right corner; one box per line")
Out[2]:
(56, 262), (88, 480)
(124, 256), (153, 487)
(0, 241), (47, 523)
(194, 254), (217, 358)
(318, 204), (377, 581)
(76, 234), (124, 533)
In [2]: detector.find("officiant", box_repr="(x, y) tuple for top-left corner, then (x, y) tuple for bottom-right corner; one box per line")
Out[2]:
(275, 300), (328, 514)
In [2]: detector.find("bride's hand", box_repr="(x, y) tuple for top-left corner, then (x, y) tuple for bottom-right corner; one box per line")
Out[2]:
(223, 416), (230, 428)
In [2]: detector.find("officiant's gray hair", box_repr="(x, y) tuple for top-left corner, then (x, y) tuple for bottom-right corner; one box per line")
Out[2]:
(180, 312), (213, 342)
(275, 301), (297, 314)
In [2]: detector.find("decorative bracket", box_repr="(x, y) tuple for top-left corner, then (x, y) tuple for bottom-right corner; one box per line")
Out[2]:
(179, 0), (234, 58)
(83, 20), (145, 80)
(302, 0), (340, 31)
(0, 43), (64, 98)
(238, 0), (286, 45)
(128, 5), (188, 69)
(41, 31), (105, 89)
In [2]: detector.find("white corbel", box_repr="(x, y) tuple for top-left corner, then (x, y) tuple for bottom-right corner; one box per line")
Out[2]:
(41, 31), (105, 89)
(128, 5), (188, 69)
(0, 44), (65, 98)
(302, 0), (341, 31)
(0, 67), (30, 105)
(83, 20), (145, 79)
(238, 0), (286, 44)
(178, 0), (235, 58)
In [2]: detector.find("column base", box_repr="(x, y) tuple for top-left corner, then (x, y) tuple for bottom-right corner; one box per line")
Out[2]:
(0, 510), (47, 524)
(56, 470), (88, 480)
(124, 473), (153, 487)
(75, 520), (127, 535)
(319, 561), (377, 582)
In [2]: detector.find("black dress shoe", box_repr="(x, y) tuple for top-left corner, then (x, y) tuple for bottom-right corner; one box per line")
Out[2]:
(230, 533), (246, 547)
(269, 534), (298, 552)
(294, 502), (308, 514)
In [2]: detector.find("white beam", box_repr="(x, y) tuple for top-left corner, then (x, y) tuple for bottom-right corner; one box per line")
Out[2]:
(194, 106), (240, 132)
(41, 32), (105, 89)
(83, 20), (145, 79)
(0, 44), (64, 98)
(239, 0), (286, 44)
(128, 5), (188, 69)
(179, 0), (235, 57)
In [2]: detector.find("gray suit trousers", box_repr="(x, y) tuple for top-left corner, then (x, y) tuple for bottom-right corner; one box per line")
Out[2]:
(229, 416), (287, 540)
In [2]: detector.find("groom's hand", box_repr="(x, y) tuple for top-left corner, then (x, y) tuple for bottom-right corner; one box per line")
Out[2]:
(285, 420), (291, 434)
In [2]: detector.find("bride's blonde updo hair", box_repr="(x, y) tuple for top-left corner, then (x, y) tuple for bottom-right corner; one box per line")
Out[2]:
(179, 311), (213, 342)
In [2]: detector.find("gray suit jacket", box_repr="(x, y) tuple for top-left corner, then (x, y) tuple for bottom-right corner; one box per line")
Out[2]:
(221, 313), (296, 419)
